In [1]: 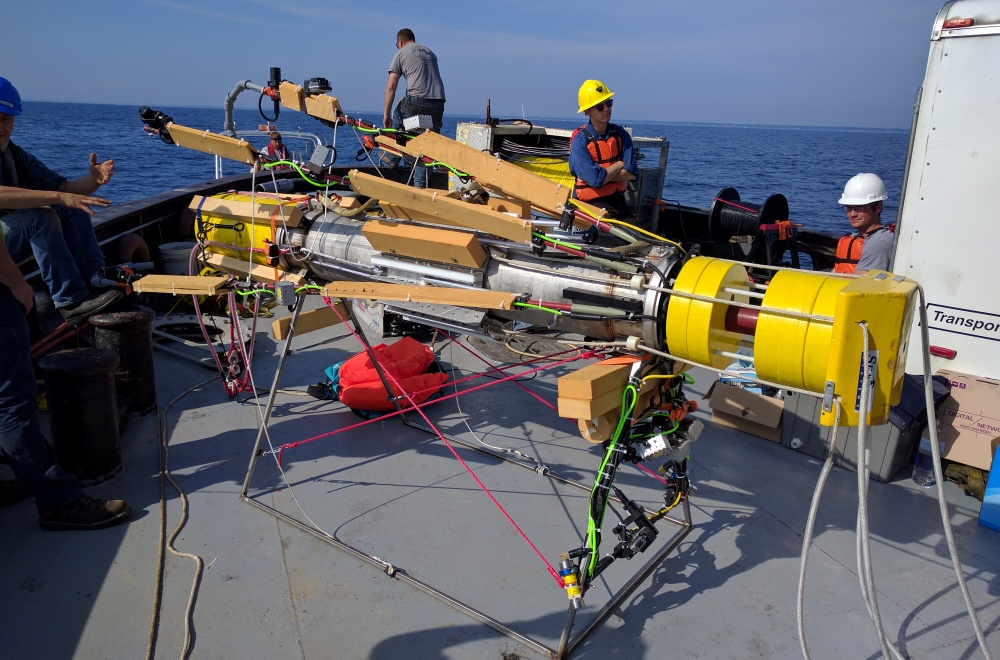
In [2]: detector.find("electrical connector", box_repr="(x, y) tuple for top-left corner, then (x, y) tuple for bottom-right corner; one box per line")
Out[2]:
(403, 115), (433, 132)
(275, 281), (295, 306)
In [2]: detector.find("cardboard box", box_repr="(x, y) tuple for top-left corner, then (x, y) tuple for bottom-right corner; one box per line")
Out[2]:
(936, 370), (1000, 470)
(705, 381), (784, 443)
(979, 438), (1000, 533)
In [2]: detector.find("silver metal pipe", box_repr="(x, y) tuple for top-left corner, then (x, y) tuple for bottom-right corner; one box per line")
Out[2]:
(242, 496), (557, 658)
(240, 296), (304, 498)
(716, 349), (754, 363)
(286, 212), (681, 347)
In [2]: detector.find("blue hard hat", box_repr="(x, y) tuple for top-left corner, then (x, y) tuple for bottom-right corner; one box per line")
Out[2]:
(0, 77), (23, 116)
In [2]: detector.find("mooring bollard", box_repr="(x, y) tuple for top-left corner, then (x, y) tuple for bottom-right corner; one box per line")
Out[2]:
(37, 348), (122, 486)
(90, 305), (158, 416)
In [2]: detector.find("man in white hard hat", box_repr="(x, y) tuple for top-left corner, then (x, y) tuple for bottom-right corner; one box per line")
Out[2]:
(833, 173), (893, 273)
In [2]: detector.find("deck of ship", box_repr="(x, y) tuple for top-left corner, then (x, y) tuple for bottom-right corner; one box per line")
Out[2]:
(0, 295), (997, 659)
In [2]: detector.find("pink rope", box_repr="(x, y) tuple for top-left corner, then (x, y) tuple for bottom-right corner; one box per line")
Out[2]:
(636, 462), (668, 484)
(714, 197), (760, 214)
(438, 330), (580, 412)
(276, 298), (604, 585)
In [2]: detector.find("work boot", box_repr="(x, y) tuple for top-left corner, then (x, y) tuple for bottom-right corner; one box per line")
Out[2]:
(38, 494), (131, 531)
(0, 478), (32, 507)
(58, 289), (123, 326)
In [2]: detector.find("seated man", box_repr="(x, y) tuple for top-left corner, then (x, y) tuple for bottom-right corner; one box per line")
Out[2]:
(0, 228), (131, 530)
(569, 79), (638, 220)
(260, 131), (291, 169)
(0, 76), (121, 324)
(833, 173), (893, 273)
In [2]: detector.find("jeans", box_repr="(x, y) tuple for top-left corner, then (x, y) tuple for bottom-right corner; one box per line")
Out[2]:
(1, 205), (104, 308)
(392, 96), (445, 189)
(0, 288), (81, 508)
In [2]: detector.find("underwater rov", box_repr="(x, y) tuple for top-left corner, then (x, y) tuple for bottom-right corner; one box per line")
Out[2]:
(137, 80), (922, 659)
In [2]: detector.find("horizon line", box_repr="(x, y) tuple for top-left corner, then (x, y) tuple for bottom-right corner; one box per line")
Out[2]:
(21, 98), (910, 133)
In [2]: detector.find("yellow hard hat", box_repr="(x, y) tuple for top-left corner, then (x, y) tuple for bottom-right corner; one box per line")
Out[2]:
(577, 79), (614, 113)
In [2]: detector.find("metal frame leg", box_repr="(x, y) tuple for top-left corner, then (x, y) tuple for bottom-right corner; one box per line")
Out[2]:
(239, 308), (694, 658)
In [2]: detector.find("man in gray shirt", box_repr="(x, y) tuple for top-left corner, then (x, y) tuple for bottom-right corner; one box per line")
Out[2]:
(835, 172), (893, 273)
(383, 28), (446, 188)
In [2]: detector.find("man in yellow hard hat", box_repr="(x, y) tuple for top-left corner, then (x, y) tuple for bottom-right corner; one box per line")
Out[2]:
(569, 79), (637, 219)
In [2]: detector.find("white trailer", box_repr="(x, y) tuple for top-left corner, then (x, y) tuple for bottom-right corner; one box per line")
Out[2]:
(893, 0), (1000, 378)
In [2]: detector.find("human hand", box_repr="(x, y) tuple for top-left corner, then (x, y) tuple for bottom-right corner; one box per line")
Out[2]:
(605, 161), (625, 181)
(89, 153), (115, 186)
(60, 191), (112, 216)
(383, 114), (392, 129)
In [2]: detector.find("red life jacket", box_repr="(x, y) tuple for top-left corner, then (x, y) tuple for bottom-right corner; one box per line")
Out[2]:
(572, 124), (628, 201)
(336, 336), (448, 412)
(265, 143), (288, 160)
(833, 224), (894, 274)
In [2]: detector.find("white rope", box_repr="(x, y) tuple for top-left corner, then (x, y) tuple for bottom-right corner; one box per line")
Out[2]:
(915, 286), (994, 659)
(854, 322), (904, 659)
(794, 297), (993, 660)
(796, 399), (843, 659)
(147, 377), (217, 660)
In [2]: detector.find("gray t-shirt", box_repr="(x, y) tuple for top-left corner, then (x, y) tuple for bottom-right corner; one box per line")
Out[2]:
(389, 43), (446, 101)
(856, 225), (894, 271)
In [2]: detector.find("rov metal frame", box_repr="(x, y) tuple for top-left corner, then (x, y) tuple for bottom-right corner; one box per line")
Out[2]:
(239, 295), (693, 659)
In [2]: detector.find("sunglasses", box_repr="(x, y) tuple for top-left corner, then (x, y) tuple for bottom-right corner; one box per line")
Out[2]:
(843, 203), (874, 212)
(593, 99), (614, 112)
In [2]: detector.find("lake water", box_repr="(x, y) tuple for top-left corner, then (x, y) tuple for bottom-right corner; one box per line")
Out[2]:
(11, 102), (909, 235)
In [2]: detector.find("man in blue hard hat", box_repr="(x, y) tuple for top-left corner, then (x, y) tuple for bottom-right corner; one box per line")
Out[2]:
(0, 76), (130, 529)
(0, 226), (131, 528)
(0, 75), (122, 325)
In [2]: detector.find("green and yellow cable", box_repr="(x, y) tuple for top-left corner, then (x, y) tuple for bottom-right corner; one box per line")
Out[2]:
(585, 382), (638, 578)
(567, 200), (686, 254)
(513, 301), (563, 316)
(259, 160), (346, 188)
(532, 231), (585, 252)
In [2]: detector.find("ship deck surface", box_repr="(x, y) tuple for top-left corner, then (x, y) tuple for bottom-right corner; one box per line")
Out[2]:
(1, 297), (997, 660)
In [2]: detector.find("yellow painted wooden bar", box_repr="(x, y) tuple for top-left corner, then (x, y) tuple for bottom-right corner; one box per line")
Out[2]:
(321, 281), (518, 310)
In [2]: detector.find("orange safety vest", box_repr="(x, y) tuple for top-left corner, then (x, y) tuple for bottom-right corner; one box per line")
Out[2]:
(832, 224), (894, 274)
(833, 235), (865, 273)
(572, 125), (628, 202)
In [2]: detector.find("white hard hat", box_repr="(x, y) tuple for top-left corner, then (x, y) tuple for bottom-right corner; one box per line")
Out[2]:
(839, 173), (888, 205)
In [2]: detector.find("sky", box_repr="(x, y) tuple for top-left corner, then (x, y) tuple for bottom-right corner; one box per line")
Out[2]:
(5, 0), (950, 129)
